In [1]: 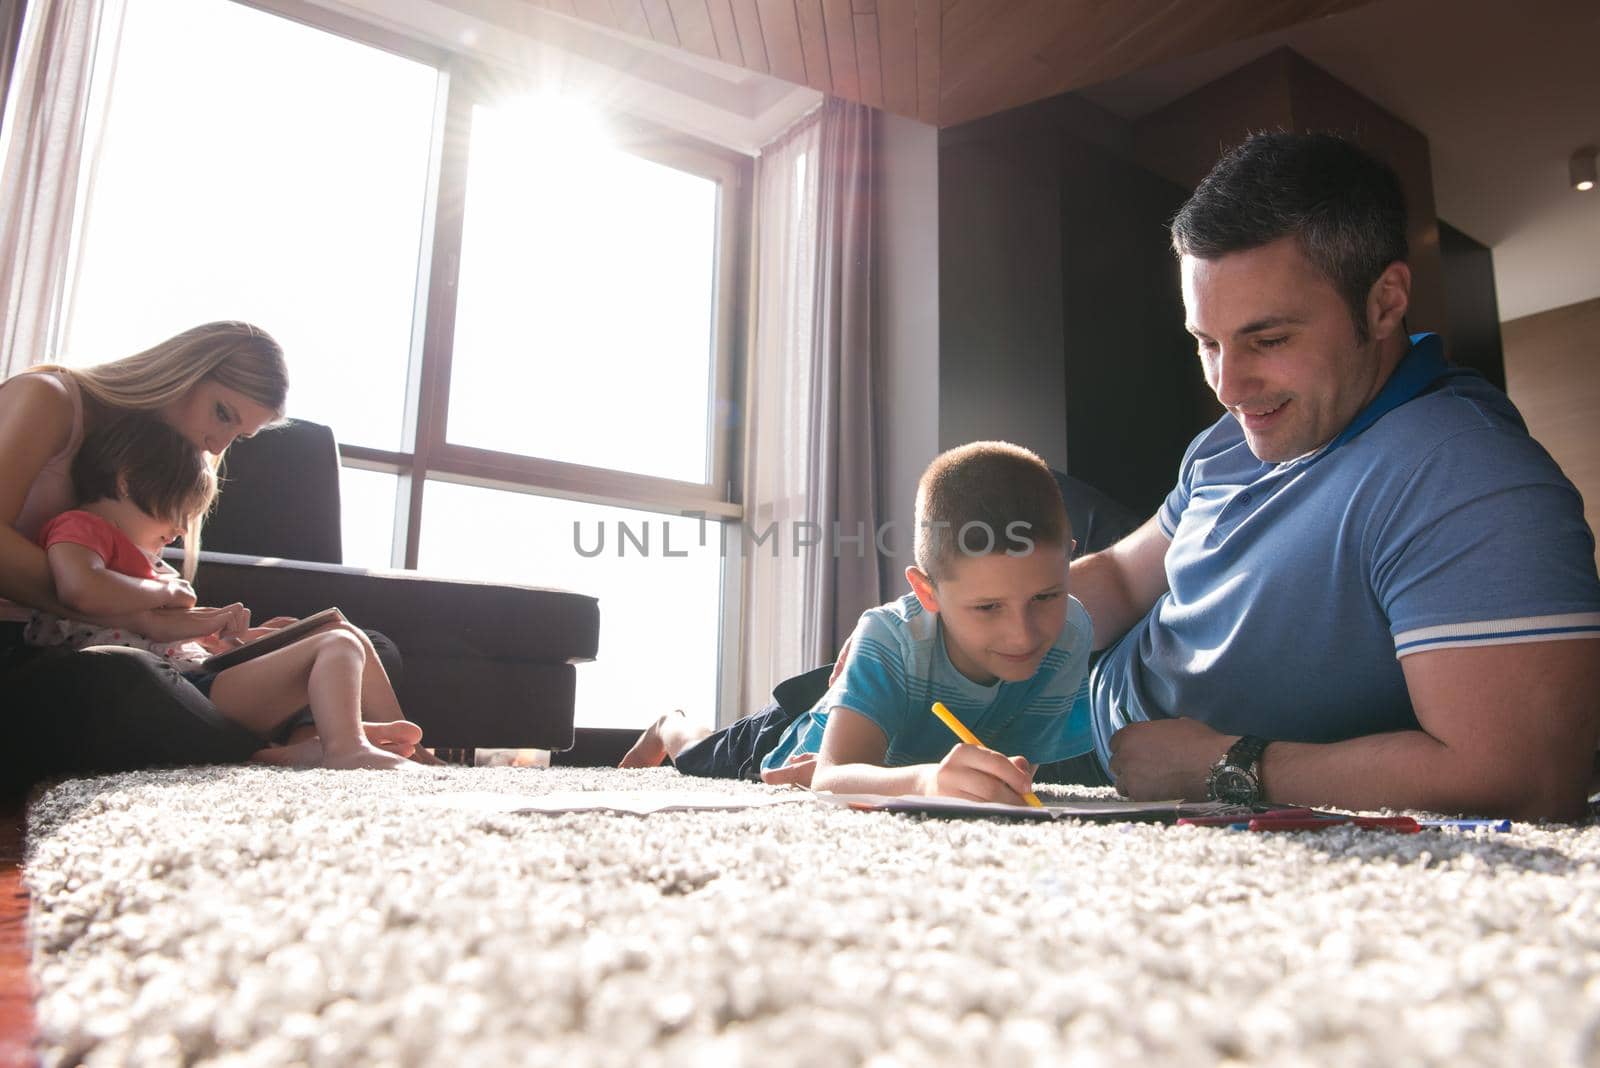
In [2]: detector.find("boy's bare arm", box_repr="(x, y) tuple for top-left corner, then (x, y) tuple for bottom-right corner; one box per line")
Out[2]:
(45, 542), (195, 617)
(1068, 515), (1172, 651)
(808, 707), (1037, 803)
(807, 707), (925, 796)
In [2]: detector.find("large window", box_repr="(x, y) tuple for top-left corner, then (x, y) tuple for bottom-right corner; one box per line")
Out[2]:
(447, 99), (720, 483)
(60, 0), (748, 729)
(62, 0), (435, 451)
(417, 485), (728, 726)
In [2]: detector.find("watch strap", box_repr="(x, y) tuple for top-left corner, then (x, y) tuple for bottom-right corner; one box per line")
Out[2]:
(1206, 734), (1271, 803)
(1225, 735), (1270, 778)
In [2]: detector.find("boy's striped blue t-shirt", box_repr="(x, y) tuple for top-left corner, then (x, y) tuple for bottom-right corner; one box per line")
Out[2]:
(760, 592), (1095, 772)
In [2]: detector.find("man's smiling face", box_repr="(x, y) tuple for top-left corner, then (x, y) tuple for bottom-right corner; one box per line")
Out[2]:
(1181, 235), (1395, 462)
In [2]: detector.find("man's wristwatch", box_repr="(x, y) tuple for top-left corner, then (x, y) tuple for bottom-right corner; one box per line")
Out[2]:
(1205, 735), (1271, 804)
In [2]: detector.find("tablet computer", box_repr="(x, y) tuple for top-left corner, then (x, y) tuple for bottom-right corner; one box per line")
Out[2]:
(200, 607), (343, 672)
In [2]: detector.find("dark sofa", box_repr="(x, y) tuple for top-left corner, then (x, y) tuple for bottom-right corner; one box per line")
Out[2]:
(185, 420), (600, 757)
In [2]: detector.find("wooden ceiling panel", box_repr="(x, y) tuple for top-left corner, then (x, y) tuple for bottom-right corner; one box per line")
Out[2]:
(530, 0), (579, 18)
(914, 0), (938, 124)
(755, 0), (811, 87)
(703, 0), (745, 64)
(851, 7), (886, 109)
(564, 0), (611, 27)
(937, 0), (1059, 121)
(794, 0), (833, 93)
(874, 0), (918, 119)
(638, 0), (680, 45)
(665, 0), (720, 57)
(937, 0), (1376, 127)
(606, 0), (650, 37)
(531, 0), (1379, 129)
(728, 0), (771, 72)
(821, 0), (861, 102)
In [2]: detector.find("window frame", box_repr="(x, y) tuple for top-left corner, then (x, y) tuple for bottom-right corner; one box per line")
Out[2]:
(381, 58), (749, 559)
(229, 0), (752, 723)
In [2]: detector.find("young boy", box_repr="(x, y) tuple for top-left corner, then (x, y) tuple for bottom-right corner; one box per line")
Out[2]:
(621, 441), (1095, 804)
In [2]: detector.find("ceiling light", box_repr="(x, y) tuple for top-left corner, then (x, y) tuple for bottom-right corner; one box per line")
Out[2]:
(1573, 146), (1598, 192)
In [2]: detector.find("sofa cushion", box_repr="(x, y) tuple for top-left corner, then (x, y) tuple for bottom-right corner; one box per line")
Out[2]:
(191, 552), (600, 665)
(206, 421), (344, 564)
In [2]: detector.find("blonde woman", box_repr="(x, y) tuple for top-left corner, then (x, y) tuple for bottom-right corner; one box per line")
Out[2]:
(0, 322), (412, 790)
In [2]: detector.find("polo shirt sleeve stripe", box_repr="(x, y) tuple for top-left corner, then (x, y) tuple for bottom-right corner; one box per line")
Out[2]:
(1393, 612), (1600, 656)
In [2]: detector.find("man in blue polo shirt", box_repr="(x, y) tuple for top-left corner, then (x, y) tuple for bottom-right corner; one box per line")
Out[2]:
(1072, 132), (1600, 820)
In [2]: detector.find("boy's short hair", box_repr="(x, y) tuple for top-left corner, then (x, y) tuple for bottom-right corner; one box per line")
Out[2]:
(914, 441), (1069, 581)
(1169, 131), (1408, 343)
(72, 413), (217, 525)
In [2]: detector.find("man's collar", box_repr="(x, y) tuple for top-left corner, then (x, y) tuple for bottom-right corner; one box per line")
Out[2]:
(1324, 333), (1452, 454)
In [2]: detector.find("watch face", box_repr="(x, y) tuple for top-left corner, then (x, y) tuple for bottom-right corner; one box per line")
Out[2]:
(1212, 768), (1257, 803)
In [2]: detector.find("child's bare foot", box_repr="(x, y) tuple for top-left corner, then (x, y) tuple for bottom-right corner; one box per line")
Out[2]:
(365, 719), (423, 757)
(271, 721), (423, 757)
(322, 742), (422, 771)
(283, 723), (317, 747)
(619, 710), (685, 768)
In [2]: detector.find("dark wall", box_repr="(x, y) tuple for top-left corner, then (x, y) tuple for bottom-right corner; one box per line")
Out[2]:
(935, 64), (1491, 522)
(938, 95), (1212, 519)
(1437, 219), (1506, 390)
(1060, 141), (1211, 517)
(938, 114), (1069, 469)
(1132, 48), (1451, 340)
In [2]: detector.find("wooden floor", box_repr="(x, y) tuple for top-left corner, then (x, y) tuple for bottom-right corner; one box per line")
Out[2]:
(0, 798), (35, 1068)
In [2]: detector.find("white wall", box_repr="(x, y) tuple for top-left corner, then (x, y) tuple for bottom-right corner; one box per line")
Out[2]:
(1503, 296), (1600, 570)
(874, 111), (940, 602)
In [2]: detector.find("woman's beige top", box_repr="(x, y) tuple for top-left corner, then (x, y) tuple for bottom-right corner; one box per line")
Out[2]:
(0, 370), (85, 623)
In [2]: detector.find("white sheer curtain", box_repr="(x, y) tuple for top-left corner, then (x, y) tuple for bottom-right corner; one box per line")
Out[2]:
(0, 0), (123, 376)
(738, 98), (881, 714)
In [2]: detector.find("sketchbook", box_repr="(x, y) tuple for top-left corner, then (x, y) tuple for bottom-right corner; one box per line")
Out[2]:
(412, 789), (1280, 823)
(811, 793), (1261, 823)
(416, 790), (817, 816)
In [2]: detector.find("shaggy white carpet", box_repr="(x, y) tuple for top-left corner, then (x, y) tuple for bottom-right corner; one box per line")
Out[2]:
(23, 766), (1600, 1067)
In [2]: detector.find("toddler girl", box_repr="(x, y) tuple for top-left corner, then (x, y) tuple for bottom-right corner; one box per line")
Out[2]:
(28, 413), (422, 770)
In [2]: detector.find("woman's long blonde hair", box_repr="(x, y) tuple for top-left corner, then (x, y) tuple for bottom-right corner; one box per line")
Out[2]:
(29, 321), (289, 578)
(34, 321), (288, 414)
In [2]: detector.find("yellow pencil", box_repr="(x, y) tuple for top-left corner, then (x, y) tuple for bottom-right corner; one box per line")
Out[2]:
(930, 701), (1044, 808)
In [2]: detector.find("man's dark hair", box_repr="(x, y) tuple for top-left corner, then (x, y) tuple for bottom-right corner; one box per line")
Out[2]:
(72, 413), (217, 524)
(1170, 131), (1408, 341)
